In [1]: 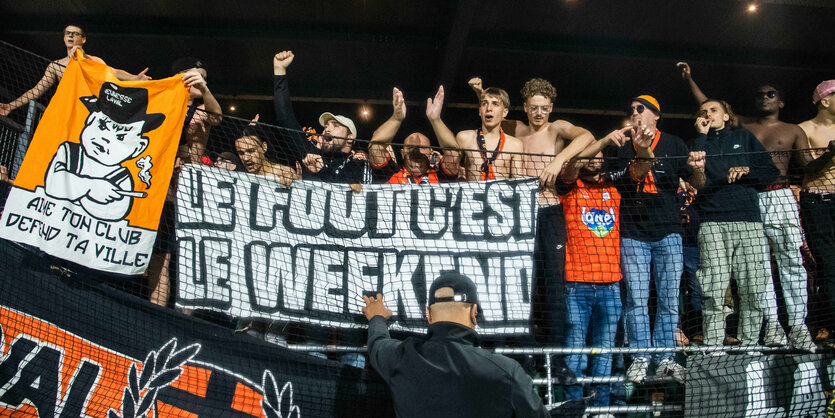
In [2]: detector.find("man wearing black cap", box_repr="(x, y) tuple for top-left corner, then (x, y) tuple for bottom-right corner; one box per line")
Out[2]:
(362, 273), (551, 418)
(45, 82), (165, 222)
(171, 57), (222, 165)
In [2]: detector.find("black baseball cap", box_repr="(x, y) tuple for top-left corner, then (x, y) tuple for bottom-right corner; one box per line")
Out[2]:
(428, 273), (483, 317)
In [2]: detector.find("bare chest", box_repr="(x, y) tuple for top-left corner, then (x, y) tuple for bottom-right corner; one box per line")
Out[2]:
(745, 123), (795, 152)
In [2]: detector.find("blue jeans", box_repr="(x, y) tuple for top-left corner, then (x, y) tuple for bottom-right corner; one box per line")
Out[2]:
(621, 234), (683, 362)
(565, 282), (622, 407)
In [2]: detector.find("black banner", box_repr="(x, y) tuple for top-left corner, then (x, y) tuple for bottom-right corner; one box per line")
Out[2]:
(0, 239), (394, 417)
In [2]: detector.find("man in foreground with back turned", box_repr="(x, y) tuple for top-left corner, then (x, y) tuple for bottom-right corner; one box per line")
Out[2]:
(362, 273), (557, 418)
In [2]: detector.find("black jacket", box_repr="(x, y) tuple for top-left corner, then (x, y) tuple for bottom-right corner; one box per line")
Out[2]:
(273, 75), (370, 184)
(367, 316), (549, 418)
(610, 131), (690, 242)
(691, 126), (778, 223)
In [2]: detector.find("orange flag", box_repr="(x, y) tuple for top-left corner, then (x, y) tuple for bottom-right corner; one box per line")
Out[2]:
(0, 53), (189, 274)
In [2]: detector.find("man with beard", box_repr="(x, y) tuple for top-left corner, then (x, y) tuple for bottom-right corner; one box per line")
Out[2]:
(1, 24), (149, 116)
(270, 50), (368, 368)
(272, 50), (370, 186)
(680, 62), (812, 350)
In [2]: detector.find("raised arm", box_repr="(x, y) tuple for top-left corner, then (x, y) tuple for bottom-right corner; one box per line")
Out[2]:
(575, 126), (631, 161)
(182, 70), (222, 127)
(0, 62), (62, 116)
(272, 50), (304, 132)
(369, 87), (406, 167)
(426, 86), (459, 150)
(539, 121), (596, 187)
(271, 50), (315, 162)
(677, 62), (709, 105)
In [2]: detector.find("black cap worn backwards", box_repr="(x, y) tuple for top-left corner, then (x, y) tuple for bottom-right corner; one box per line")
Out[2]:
(428, 272), (483, 317)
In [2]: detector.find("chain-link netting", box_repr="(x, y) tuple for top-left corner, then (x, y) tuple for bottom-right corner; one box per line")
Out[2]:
(2, 39), (835, 417)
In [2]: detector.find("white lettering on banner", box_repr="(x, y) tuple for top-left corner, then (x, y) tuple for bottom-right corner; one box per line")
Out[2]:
(0, 187), (154, 274)
(175, 165), (538, 335)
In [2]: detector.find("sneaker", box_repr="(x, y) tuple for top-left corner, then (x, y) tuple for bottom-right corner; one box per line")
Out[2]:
(551, 364), (578, 386)
(656, 358), (686, 384)
(788, 326), (816, 352)
(626, 357), (649, 383)
(764, 321), (788, 347)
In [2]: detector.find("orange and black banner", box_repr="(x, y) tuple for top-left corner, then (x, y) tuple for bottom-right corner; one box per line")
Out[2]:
(0, 240), (394, 417)
(0, 52), (188, 275)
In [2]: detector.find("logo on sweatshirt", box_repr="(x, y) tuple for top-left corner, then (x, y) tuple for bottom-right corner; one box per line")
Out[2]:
(581, 207), (616, 238)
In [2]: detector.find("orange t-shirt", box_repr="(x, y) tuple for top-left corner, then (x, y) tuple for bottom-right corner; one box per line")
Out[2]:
(560, 178), (622, 283)
(386, 168), (440, 185)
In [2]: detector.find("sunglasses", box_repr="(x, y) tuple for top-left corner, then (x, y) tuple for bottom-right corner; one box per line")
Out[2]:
(627, 104), (646, 115)
(755, 90), (778, 99)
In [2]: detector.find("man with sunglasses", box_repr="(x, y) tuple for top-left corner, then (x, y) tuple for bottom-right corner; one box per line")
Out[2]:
(611, 95), (690, 384)
(797, 80), (835, 346)
(679, 62), (813, 351)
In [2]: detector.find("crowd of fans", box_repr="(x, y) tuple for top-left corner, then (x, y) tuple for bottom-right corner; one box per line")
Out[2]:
(2, 25), (835, 412)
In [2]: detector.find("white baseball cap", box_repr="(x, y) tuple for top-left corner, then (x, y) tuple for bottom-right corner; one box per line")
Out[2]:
(318, 112), (357, 136)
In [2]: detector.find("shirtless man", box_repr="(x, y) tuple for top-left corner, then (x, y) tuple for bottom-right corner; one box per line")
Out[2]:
(170, 57), (223, 165)
(797, 80), (835, 345)
(468, 77), (595, 191)
(426, 86), (524, 181)
(0, 24), (149, 116)
(679, 62), (810, 349)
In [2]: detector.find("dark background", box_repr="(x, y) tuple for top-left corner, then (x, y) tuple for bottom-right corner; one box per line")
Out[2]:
(1, 0), (833, 144)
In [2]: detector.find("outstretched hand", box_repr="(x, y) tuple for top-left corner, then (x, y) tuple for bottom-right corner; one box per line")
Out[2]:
(362, 293), (393, 321)
(426, 86), (445, 121)
(602, 126), (632, 146)
(135, 67), (152, 81)
(273, 50), (295, 75)
(392, 87), (406, 121)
